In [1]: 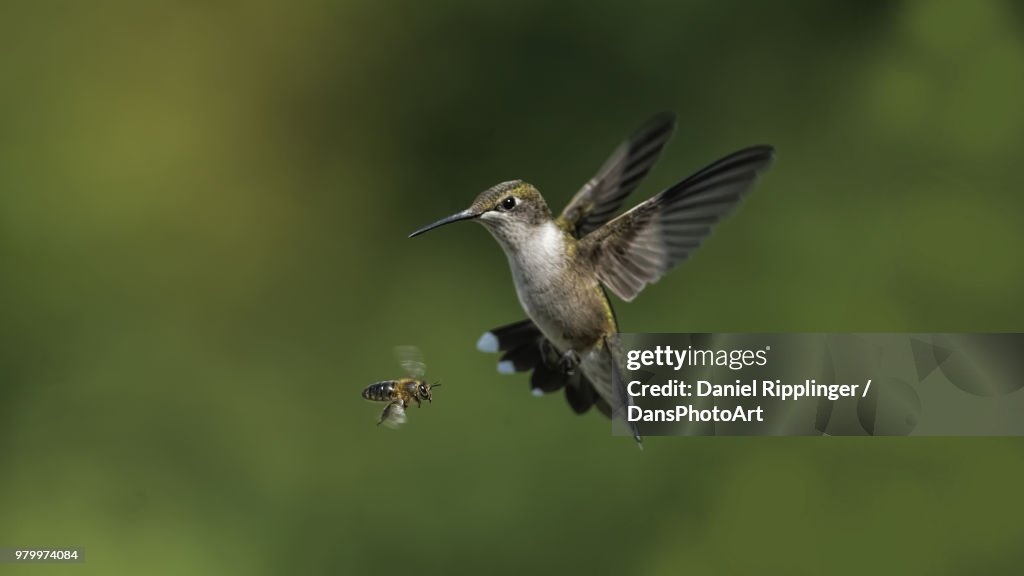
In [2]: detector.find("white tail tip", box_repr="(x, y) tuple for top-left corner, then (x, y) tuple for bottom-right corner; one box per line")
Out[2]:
(476, 332), (498, 353)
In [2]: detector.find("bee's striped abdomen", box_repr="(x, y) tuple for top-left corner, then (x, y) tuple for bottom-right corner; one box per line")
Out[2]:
(362, 380), (397, 402)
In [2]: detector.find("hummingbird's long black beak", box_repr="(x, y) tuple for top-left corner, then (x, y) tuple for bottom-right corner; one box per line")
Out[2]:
(408, 209), (478, 238)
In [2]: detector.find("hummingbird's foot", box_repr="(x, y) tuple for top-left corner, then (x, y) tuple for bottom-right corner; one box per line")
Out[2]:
(557, 350), (581, 375)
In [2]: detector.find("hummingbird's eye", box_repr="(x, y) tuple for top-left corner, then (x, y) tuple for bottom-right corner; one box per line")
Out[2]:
(500, 196), (517, 211)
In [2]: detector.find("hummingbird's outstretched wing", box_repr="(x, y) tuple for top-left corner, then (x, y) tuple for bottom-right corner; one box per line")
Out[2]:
(477, 319), (609, 416)
(558, 112), (677, 238)
(581, 146), (775, 302)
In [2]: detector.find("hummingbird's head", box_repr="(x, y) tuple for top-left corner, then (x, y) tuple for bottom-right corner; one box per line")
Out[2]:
(409, 180), (552, 247)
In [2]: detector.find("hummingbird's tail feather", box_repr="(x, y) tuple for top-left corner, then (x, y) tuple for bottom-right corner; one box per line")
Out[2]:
(479, 319), (607, 416)
(531, 361), (573, 395)
(478, 319), (545, 373)
(566, 375), (609, 415)
(583, 145), (775, 302)
(476, 319), (539, 354)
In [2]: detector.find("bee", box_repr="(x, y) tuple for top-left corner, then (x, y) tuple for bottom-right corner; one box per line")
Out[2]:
(362, 346), (441, 428)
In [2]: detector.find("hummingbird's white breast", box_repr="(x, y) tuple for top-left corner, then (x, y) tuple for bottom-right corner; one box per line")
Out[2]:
(490, 221), (566, 344)
(499, 221), (606, 351)
(512, 221), (566, 280)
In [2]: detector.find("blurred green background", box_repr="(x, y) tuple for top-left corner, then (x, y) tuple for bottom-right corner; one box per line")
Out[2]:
(2, 0), (1023, 574)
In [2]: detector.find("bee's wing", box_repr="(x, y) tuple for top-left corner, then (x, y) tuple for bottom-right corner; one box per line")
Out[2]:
(394, 345), (426, 379)
(379, 401), (407, 429)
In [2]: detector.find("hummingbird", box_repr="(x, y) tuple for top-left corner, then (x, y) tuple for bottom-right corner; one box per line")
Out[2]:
(409, 112), (774, 444)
